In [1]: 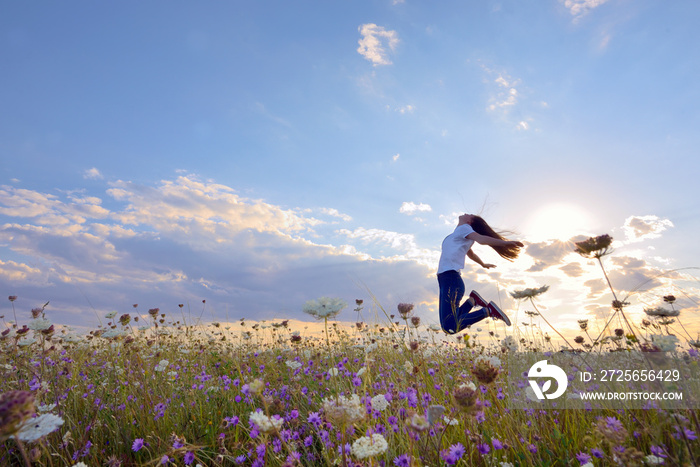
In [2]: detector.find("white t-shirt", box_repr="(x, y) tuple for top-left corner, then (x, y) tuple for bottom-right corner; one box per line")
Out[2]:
(437, 224), (475, 274)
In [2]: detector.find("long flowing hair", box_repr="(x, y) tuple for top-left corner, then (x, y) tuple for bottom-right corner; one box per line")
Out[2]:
(471, 216), (521, 261)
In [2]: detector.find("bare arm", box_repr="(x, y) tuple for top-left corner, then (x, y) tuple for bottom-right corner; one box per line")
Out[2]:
(467, 249), (495, 269)
(467, 232), (524, 248)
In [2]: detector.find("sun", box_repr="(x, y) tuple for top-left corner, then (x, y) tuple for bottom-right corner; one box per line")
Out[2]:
(524, 203), (592, 242)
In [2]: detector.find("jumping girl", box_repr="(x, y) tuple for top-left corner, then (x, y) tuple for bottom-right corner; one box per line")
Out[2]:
(437, 213), (523, 334)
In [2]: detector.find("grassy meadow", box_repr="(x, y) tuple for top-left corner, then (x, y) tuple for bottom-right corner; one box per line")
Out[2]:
(1, 235), (699, 466)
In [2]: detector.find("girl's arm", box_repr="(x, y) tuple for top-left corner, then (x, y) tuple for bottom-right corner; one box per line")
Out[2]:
(467, 249), (495, 269)
(467, 232), (524, 248)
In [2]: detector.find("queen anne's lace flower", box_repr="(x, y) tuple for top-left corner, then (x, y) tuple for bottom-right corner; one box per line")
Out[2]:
(302, 297), (347, 320)
(370, 394), (389, 412)
(13, 413), (64, 442)
(249, 410), (283, 434)
(501, 335), (518, 352)
(510, 285), (549, 300)
(27, 318), (52, 331)
(351, 433), (388, 459)
(322, 394), (365, 424)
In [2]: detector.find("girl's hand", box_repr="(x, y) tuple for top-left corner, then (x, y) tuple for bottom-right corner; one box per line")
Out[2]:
(510, 241), (524, 248)
(483, 263), (496, 269)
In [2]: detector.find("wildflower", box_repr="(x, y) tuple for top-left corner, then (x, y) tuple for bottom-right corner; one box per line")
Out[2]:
(501, 335), (518, 352)
(453, 382), (478, 412)
(248, 379), (265, 395)
(154, 360), (169, 372)
(427, 405), (445, 425)
(184, 451), (195, 465)
(644, 455), (665, 465)
(644, 307), (679, 317)
(132, 438), (144, 452)
(492, 439), (504, 450)
(477, 443), (490, 455)
(285, 360), (302, 370)
(410, 316), (421, 327)
(72, 463), (89, 467)
(574, 234), (613, 258)
(651, 334), (679, 352)
(370, 394), (390, 412)
(663, 295), (676, 303)
(302, 297), (347, 320)
(105, 311), (118, 319)
(510, 285), (549, 300)
(249, 410), (283, 434)
(578, 319), (588, 330)
(393, 454), (411, 467)
(119, 313), (131, 325)
(407, 412), (430, 432)
(397, 303), (414, 318)
(576, 452), (592, 464)
(0, 390), (36, 440)
(8, 296), (17, 302)
(403, 361), (414, 374)
(14, 413), (64, 442)
(27, 318), (52, 332)
(148, 308), (160, 316)
(472, 358), (500, 385)
(321, 394), (365, 424)
(574, 336), (585, 344)
(351, 433), (388, 460)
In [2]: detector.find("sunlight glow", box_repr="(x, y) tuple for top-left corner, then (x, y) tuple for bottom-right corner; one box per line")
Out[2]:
(524, 203), (592, 242)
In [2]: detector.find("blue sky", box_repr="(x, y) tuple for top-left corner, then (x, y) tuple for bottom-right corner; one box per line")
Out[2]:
(2, 0), (699, 337)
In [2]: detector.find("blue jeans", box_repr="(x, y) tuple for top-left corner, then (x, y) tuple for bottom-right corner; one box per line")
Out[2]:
(437, 270), (488, 334)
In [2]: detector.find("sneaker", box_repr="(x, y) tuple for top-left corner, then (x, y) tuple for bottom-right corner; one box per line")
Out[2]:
(487, 301), (511, 326)
(469, 290), (489, 308)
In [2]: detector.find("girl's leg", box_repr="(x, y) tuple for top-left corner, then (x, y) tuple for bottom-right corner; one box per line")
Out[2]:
(438, 271), (488, 334)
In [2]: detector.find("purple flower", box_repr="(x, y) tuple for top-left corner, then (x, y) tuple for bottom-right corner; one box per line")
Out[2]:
(604, 416), (624, 432)
(528, 444), (537, 454)
(159, 455), (169, 465)
(591, 448), (604, 458)
(576, 452), (592, 464)
(492, 438), (504, 450)
(477, 443), (490, 455)
(449, 442), (466, 459)
(132, 438), (144, 452)
(650, 445), (667, 458)
(184, 451), (195, 465)
(393, 454), (411, 467)
(683, 428), (698, 440)
(307, 411), (322, 426)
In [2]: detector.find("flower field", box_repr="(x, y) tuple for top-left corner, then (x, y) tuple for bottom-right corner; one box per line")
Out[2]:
(1, 235), (699, 466)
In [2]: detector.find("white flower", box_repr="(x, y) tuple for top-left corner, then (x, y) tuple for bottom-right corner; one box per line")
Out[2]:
(510, 285), (549, 300)
(644, 454), (665, 465)
(428, 324), (442, 332)
(644, 307), (679, 318)
(651, 334), (679, 352)
(105, 311), (118, 319)
(459, 381), (477, 391)
(154, 359), (169, 372)
(443, 416), (459, 426)
(101, 328), (124, 339)
(285, 360), (302, 370)
(356, 367), (366, 377)
(27, 318), (52, 331)
(476, 355), (501, 368)
(37, 403), (57, 413)
(404, 361), (413, 374)
(18, 338), (36, 347)
(249, 410), (283, 434)
(501, 335), (518, 352)
(328, 368), (339, 377)
(302, 297), (347, 320)
(370, 394), (390, 412)
(13, 413), (64, 442)
(322, 393), (365, 424)
(351, 433), (388, 459)
(72, 463), (89, 467)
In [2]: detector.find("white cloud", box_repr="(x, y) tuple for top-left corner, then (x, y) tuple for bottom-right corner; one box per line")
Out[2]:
(83, 167), (103, 180)
(399, 201), (432, 215)
(623, 215), (674, 243)
(562, 0), (609, 21)
(357, 23), (399, 66)
(392, 153), (400, 162)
